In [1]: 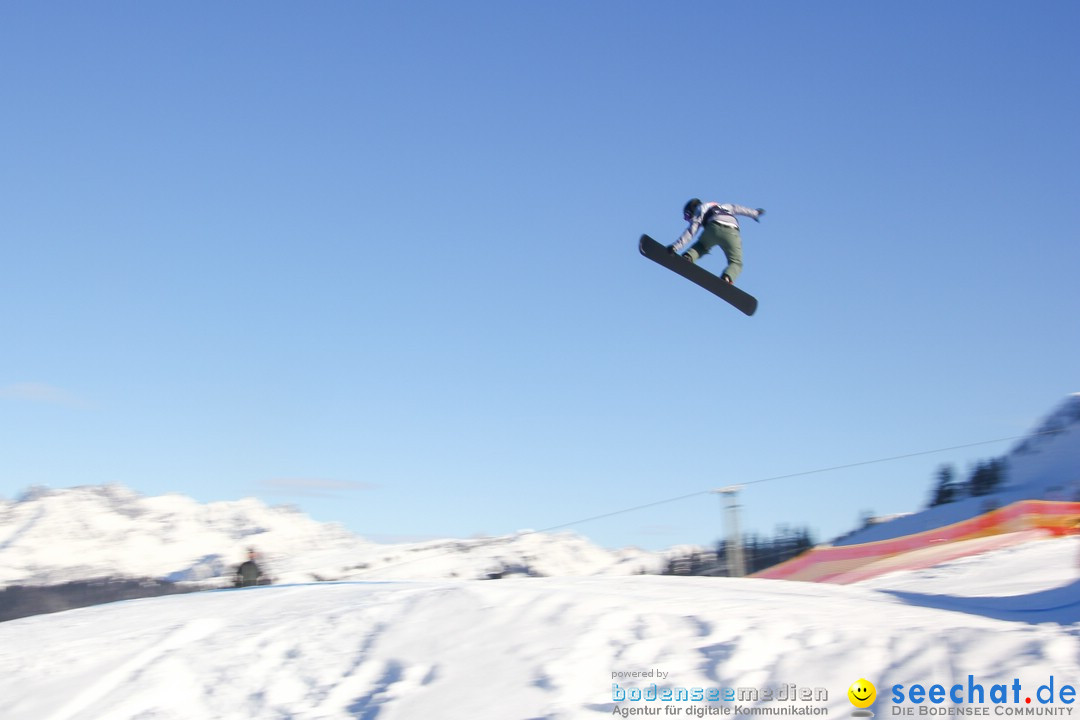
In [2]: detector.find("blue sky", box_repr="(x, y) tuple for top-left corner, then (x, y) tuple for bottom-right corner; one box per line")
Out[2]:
(2, 2), (1078, 550)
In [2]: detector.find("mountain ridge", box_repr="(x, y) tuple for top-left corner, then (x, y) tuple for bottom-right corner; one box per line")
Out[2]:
(0, 484), (662, 588)
(4, 393), (1077, 585)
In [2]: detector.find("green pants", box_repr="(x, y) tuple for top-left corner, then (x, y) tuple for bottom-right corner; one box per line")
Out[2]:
(686, 222), (743, 282)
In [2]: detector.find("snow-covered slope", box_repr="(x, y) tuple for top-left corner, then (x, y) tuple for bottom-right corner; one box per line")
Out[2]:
(0, 485), (662, 588)
(0, 535), (1076, 720)
(1005, 392), (1080, 497)
(835, 393), (1080, 545)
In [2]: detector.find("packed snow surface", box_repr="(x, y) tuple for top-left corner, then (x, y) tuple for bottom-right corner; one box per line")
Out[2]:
(1, 535), (1077, 719)
(2, 394), (1078, 717)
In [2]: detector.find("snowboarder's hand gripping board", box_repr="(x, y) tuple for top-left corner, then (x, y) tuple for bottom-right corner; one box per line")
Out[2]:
(638, 234), (758, 316)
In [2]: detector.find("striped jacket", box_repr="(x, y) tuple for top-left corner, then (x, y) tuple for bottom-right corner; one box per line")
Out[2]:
(672, 202), (762, 253)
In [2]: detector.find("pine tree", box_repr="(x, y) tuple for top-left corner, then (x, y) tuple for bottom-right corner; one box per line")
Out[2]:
(930, 464), (958, 506)
(969, 459), (1007, 497)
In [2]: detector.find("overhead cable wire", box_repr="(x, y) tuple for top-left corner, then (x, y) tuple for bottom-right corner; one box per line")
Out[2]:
(347, 428), (1058, 577)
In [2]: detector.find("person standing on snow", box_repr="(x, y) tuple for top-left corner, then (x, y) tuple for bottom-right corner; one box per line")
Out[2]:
(235, 547), (263, 587)
(668, 198), (765, 284)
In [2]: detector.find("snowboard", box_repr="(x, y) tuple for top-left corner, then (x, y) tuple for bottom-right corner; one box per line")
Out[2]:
(638, 234), (758, 316)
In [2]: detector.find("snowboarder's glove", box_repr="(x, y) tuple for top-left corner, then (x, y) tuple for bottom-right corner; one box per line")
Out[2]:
(754, 208), (765, 222)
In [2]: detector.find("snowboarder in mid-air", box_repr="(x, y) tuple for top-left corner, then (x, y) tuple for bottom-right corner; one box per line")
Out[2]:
(638, 197), (766, 315)
(668, 198), (765, 284)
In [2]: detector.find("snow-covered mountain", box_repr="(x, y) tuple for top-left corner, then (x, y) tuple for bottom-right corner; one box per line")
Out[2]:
(835, 392), (1080, 545)
(4, 393), (1076, 588)
(0, 485), (663, 588)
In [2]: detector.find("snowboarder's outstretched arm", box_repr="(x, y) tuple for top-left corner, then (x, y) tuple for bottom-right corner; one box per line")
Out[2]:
(726, 204), (765, 222)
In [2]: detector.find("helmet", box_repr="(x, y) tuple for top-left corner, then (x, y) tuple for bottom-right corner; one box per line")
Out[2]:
(683, 198), (702, 221)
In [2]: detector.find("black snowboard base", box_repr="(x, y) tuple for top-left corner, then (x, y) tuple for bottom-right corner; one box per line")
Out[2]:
(639, 234), (758, 316)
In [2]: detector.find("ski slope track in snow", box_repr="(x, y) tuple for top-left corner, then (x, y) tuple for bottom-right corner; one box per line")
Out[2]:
(1, 536), (1078, 719)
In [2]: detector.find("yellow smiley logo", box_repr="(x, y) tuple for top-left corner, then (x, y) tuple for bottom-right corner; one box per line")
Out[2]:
(848, 679), (877, 708)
